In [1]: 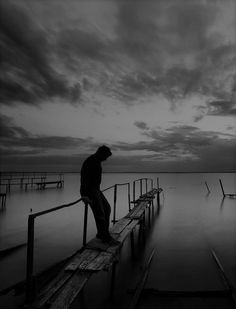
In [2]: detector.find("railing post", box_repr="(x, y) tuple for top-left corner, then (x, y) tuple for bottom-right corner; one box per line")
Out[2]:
(140, 179), (142, 196)
(26, 215), (35, 303)
(157, 177), (160, 206)
(113, 185), (117, 224)
(151, 179), (153, 190)
(83, 202), (89, 247)
(133, 181), (136, 204)
(128, 183), (131, 211)
(145, 178), (148, 193)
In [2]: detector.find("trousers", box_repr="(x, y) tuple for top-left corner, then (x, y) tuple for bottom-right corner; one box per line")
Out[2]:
(87, 189), (111, 238)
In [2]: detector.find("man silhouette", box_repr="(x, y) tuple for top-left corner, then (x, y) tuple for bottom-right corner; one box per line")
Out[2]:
(80, 146), (119, 245)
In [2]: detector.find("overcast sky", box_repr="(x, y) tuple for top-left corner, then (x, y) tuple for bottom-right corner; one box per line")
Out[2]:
(0, 0), (236, 172)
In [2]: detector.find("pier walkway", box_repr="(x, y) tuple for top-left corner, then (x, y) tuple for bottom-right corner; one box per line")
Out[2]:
(25, 183), (162, 309)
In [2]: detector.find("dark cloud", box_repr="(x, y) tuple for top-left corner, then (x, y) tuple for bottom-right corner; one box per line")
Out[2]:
(206, 100), (236, 116)
(134, 121), (149, 130)
(1, 116), (235, 172)
(0, 1), (81, 106)
(164, 1), (217, 54)
(57, 28), (112, 64)
(112, 124), (236, 166)
(115, 0), (162, 62)
(1, 0), (235, 110)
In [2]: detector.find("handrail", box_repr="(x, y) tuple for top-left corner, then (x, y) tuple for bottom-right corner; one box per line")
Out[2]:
(102, 185), (115, 192)
(132, 178), (154, 202)
(25, 178), (155, 302)
(29, 198), (83, 219)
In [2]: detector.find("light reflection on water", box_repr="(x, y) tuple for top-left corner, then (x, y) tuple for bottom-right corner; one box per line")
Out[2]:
(0, 173), (235, 292)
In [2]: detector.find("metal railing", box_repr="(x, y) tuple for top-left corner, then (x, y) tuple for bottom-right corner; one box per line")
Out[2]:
(25, 177), (159, 302)
(132, 178), (154, 202)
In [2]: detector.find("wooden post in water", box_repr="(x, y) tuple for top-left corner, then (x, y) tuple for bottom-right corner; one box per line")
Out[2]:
(113, 184), (117, 224)
(133, 181), (136, 205)
(128, 183), (131, 211)
(157, 177), (160, 206)
(140, 179), (143, 196)
(205, 181), (210, 194)
(219, 179), (226, 197)
(83, 202), (88, 247)
(26, 214), (35, 303)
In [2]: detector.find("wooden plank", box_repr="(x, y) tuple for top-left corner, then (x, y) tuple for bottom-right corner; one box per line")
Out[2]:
(33, 250), (97, 307)
(65, 249), (99, 271)
(84, 251), (114, 271)
(116, 220), (139, 244)
(49, 271), (92, 309)
(128, 202), (148, 219)
(110, 218), (131, 234)
(77, 250), (101, 270)
(126, 202), (145, 218)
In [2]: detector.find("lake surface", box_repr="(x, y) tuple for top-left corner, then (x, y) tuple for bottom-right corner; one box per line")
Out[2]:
(0, 172), (236, 307)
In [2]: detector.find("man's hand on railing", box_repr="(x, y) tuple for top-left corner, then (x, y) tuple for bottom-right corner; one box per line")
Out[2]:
(81, 196), (92, 204)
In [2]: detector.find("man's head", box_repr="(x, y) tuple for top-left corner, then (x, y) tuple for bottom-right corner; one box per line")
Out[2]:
(95, 145), (112, 161)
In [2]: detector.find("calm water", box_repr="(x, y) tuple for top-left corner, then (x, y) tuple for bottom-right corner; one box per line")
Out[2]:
(0, 173), (236, 306)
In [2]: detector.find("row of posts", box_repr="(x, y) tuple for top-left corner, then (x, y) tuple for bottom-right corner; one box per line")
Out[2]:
(0, 173), (64, 193)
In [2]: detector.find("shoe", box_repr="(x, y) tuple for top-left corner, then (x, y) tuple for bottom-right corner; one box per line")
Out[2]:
(97, 234), (120, 246)
(107, 238), (120, 246)
(102, 236), (120, 246)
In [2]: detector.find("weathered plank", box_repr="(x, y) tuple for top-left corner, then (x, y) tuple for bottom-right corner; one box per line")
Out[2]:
(110, 218), (131, 234)
(116, 220), (139, 244)
(33, 250), (96, 307)
(127, 201), (148, 219)
(49, 271), (92, 309)
(83, 251), (114, 271)
(65, 249), (99, 271)
(77, 250), (102, 270)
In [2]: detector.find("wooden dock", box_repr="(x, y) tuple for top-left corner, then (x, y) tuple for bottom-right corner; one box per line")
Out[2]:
(35, 180), (64, 190)
(0, 174), (64, 192)
(26, 187), (162, 309)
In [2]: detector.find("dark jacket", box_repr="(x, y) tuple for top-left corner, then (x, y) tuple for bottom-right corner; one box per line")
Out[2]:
(80, 154), (102, 196)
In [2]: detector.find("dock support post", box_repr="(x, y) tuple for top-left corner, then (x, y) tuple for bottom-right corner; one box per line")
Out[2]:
(130, 230), (135, 259)
(157, 177), (160, 207)
(112, 185), (117, 224)
(110, 262), (117, 300)
(133, 181), (136, 206)
(148, 202), (151, 227)
(205, 181), (210, 194)
(26, 215), (35, 303)
(83, 202), (89, 247)
(219, 179), (226, 197)
(128, 183), (131, 211)
(140, 179), (143, 196)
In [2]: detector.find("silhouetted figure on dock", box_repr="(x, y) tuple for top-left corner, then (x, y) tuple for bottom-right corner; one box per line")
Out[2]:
(80, 146), (119, 245)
